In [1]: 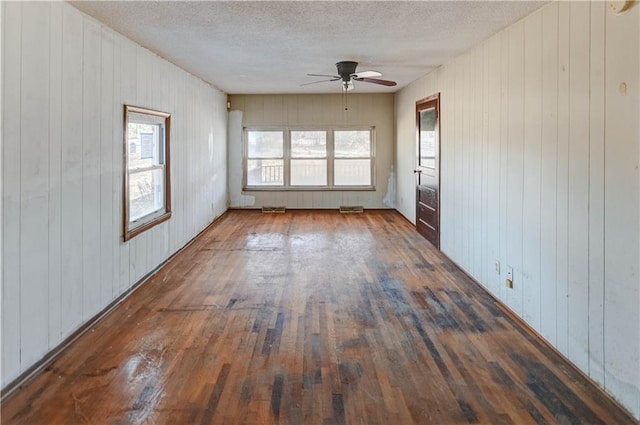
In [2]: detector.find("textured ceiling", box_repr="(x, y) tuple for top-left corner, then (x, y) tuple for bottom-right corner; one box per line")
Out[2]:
(70, 1), (546, 94)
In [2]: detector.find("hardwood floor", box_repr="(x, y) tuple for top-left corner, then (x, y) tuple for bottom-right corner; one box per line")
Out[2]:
(1, 210), (634, 424)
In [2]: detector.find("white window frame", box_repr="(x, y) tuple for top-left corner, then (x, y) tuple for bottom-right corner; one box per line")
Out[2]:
(243, 126), (375, 191)
(290, 129), (328, 187)
(123, 105), (172, 241)
(244, 129), (286, 187)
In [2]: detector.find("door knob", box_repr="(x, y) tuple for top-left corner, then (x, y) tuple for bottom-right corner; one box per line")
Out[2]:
(413, 169), (421, 174)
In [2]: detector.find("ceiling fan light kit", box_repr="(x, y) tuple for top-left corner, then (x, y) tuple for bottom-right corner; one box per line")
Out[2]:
(304, 60), (397, 93)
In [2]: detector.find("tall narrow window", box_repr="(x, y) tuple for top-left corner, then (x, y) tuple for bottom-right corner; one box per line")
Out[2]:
(246, 130), (284, 186)
(290, 131), (327, 186)
(124, 105), (171, 241)
(334, 130), (373, 186)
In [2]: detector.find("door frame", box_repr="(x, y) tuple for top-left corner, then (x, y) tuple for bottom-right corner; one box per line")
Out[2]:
(415, 93), (441, 248)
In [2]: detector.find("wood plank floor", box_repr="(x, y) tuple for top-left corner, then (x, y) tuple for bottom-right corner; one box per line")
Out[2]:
(2, 210), (634, 425)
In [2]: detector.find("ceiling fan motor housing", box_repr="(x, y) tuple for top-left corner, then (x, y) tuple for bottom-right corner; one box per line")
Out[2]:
(336, 61), (358, 81)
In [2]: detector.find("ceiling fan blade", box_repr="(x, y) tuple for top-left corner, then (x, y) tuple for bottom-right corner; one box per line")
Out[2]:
(301, 78), (340, 86)
(307, 73), (341, 79)
(354, 77), (397, 87)
(351, 70), (382, 79)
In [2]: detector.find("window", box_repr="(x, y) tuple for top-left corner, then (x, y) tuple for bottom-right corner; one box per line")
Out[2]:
(246, 130), (284, 186)
(123, 105), (171, 241)
(334, 130), (372, 186)
(244, 128), (374, 190)
(291, 131), (327, 186)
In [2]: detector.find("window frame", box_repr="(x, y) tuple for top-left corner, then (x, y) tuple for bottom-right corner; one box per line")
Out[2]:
(243, 126), (376, 191)
(244, 128), (286, 187)
(123, 105), (172, 241)
(289, 130), (328, 187)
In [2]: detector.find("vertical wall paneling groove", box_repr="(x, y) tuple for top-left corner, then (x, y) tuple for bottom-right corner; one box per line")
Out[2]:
(522, 9), (542, 329)
(394, 1), (639, 418)
(121, 38), (135, 290)
(539, 2), (559, 347)
(478, 45), (487, 288)
(506, 22), (525, 314)
(567, 0), (591, 372)
(20, 1), (51, 369)
(472, 49), (480, 277)
(555, 1), (571, 355)
(133, 43), (147, 282)
(603, 2), (639, 414)
(498, 30), (509, 303)
(112, 33), (123, 298)
(82, 18), (102, 321)
(462, 53), (470, 272)
(461, 56), (469, 266)
(2, 0), (22, 382)
(60, 4), (84, 338)
(1, 2), (228, 387)
(48, 1), (63, 349)
(455, 57), (464, 263)
(486, 35), (501, 297)
(588, 0), (606, 384)
(100, 27), (115, 307)
(474, 48), (483, 282)
(480, 50), (488, 290)
(440, 66), (450, 254)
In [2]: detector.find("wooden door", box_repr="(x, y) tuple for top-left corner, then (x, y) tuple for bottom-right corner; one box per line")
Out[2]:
(415, 94), (440, 248)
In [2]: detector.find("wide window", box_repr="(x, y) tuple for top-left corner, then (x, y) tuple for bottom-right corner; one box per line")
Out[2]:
(244, 128), (374, 190)
(123, 105), (171, 241)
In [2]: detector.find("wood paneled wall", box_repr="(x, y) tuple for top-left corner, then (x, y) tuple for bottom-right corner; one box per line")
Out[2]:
(228, 94), (394, 209)
(395, 2), (639, 419)
(1, 2), (228, 387)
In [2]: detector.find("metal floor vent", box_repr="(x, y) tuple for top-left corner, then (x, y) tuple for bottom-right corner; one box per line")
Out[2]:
(339, 205), (364, 214)
(261, 206), (286, 213)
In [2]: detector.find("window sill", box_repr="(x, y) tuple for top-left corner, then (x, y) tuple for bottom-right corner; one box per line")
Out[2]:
(243, 186), (376, 192)
(123, 211), (172, 241)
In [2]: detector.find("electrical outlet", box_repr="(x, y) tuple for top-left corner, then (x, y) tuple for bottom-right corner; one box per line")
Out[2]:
(494, 260), (500, 275)
(505, 266), (514, 289)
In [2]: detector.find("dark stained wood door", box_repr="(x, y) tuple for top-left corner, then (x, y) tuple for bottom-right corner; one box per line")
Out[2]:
(415, 94), (440, 248)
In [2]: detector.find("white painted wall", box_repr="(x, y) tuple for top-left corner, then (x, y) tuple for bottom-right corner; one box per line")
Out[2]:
(228, 94), (394, 209)
(1, 2), (228, 387)
(395, 2), (639, 418)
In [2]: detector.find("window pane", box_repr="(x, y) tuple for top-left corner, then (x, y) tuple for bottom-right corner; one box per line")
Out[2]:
(128, 123), (162, 170)
(291, 131), (326, 158)
(247, 159), (284, 186)
(129, 168), (165, 222)
(334, 159), (371, 186)
(334, 130), (370, 158)
(419, 108), (436, 168)
(247, 131), (283, 158)
(291, 159), (327, 186)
